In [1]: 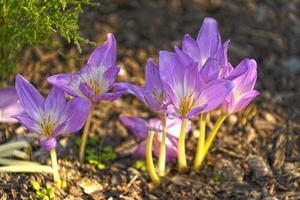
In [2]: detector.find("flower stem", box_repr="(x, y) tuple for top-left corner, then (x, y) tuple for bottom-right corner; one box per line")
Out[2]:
(0, 158), (41, 166)
(178, 119), (188, 172)
(158, 114), (167, 177)
(146, 131), (160, 185)
(193, 113), (206, 171)
(50, 149), (61, 186)
(203, 114), (228, 159)
(0, 141), (31, 154)
(79, 102), (94, 163)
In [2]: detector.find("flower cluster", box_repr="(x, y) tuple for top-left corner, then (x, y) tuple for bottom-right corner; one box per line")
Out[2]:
(0, 17), (259, 186)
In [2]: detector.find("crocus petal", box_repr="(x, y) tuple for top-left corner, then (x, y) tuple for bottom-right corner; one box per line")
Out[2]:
(143, 93), (162, 112)
(52, 98), (90, 137)
(39, 138), (57, 151)
(104, 66), (121, 90)
(48, 74), (80, 97)
(186, 105), (207, 118)
(230, 90), (260, 113)
(94, 91), (123, 101)
(144, 58), (163, 91)
(87, 33), (116, 69)
(120, 116), (149, 139)
(165, 134), (178, 161)
(197, 80), (233, 113)
(0, 87), (24, 123)
(200, 58), (220, 82)
(44, 87), (66, 125)
(134, 140), (146, 158)
(174, 46), (195, 67)
(182, 34), (200, 62)
(196, 17), (221, 66)
(79, 82), (94, 98)
(12, 113), (40, 133)
(117, 82), (144, 101)
(165, 118), (191, 138)
(15, 74), (45, 123)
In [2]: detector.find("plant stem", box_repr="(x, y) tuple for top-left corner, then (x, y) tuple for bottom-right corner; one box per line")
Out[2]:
(0, 141), (31, 154)
(158, 114), (167, 177)
(0, 158), (41, 166)
(50, 149), (61, 185)
(203, 114), (228, 159)
(79, 102), (94, 163)
(178, 119), (188, 172)
(193, 113), (206, 170)
(0, 165), (53, 173)
(146, 131), (160, 185)
(0, 150), (29, 160)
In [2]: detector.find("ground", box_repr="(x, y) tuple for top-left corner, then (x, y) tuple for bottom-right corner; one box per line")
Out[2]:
(0, 0), (300, 199)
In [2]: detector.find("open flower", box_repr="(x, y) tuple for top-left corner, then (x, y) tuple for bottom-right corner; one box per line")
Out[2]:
(13, 74), (90, 151)
(120, 116), (191, 161)
(159, 51), (233, 118)
(0, 87), (24, 123)
(222, 58), (260, 114)
(48, 33), (125, 102)
(119, 58), (168, 113)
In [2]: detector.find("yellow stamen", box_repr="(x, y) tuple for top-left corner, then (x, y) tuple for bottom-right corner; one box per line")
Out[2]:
(89, 79), (101, 95)
(179, 93), (195, 116)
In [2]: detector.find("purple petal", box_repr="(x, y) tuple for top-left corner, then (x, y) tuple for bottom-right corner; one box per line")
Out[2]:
(229, 90), (260, 113)
(117, 82), (145, 101)
(52, 98), (90, 137)
(120, 116), (149, 139)
(12, 113), (40, 133)
(186, 104), (207, 118)
(104, 66), (120, 89)
(134, 140), (146, 158)
(166, 118), (191, 138)
(44, 87), (66, 124)
(39, 137), (57, 151)
(197, 80), (233, 113)
(94, 85), (125, 101)
(15, 74), (45, 123)
(145, 58), (164, 92)
(79, 82), (94, 98)
(174, 46), (195, 67)
(143, 93), (162, 112)
(182, 34), (200, 62)
(0, 87), (24, 123)
(165, 134), (178, 161)
(48, 74), (80, 97)
(87, 33), (116, 70)
(197, 17), (221, 66)
(200, 58), (220, 83)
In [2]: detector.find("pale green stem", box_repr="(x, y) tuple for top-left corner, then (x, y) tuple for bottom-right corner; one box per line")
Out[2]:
(178, 119), (188, 172)
(0, 165), (53, 173)
(0, 150), (29, 160)
(0, 141), (31, 154)
(50, 149), (61, 185)
(146, 131), (160, 185)
(193, 113), (206, 170)
(0, 158), (41, 166)
(203, 114), (228, 159)
(79, 102), (94, 163)
(158, 114), (167, 177)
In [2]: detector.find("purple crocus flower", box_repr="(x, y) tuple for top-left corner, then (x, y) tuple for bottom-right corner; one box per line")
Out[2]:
(159, 51), (233, 118)
(119, 58), (168, 113)
(48, 33), (125, 102)
(0, 87), (24, 123)
(180, 17), (230, 81)
(13, 74), (90, 151)
(120, 116), (191, 161)
(222, 58), (260, 114)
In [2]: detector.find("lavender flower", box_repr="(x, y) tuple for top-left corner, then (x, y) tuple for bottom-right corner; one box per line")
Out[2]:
(159, 51), (233, 118)
(13, 74), (90, 151)
(222, 58), (260, 114)
(48, 33), (125, 102)
(120, 116), (191, 161)
(119, 58), (168, 113)
(0, 87), (24, 123)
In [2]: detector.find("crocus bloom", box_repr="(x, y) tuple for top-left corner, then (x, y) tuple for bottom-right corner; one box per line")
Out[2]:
(180, 17), (230, 81)
(48, 33), (125, 102)
(222, 58), (260, 114)
(120, 116), (191, 161)
(119, 58), (168, 113)
(13, 74), (90, 151)
(159, 51), (233, 118)
(0, 87), (24, 123)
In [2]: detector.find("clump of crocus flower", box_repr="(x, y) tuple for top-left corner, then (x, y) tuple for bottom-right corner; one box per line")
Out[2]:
(48, 33), (126, 163)
(120, 116), (191, 183)
(13, 74), (90, 185)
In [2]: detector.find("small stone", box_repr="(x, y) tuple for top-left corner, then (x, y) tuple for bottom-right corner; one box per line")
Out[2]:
(78, 178), (103, 195)
(247, 155), (272, 179)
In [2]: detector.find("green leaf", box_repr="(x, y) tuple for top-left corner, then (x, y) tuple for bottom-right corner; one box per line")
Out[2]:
(31, 181), (40, 191)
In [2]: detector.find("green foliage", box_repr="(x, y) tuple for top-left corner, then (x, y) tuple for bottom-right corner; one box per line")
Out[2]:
(213, 175), (222, 184)
(31, 181), (55, 200)
(133, 159), (146, 172)
(0, 0), (93, 83)
(76, 135), (118, 170)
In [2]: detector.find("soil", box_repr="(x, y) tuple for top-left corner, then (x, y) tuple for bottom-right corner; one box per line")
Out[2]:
(1, 0), (300, 199)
